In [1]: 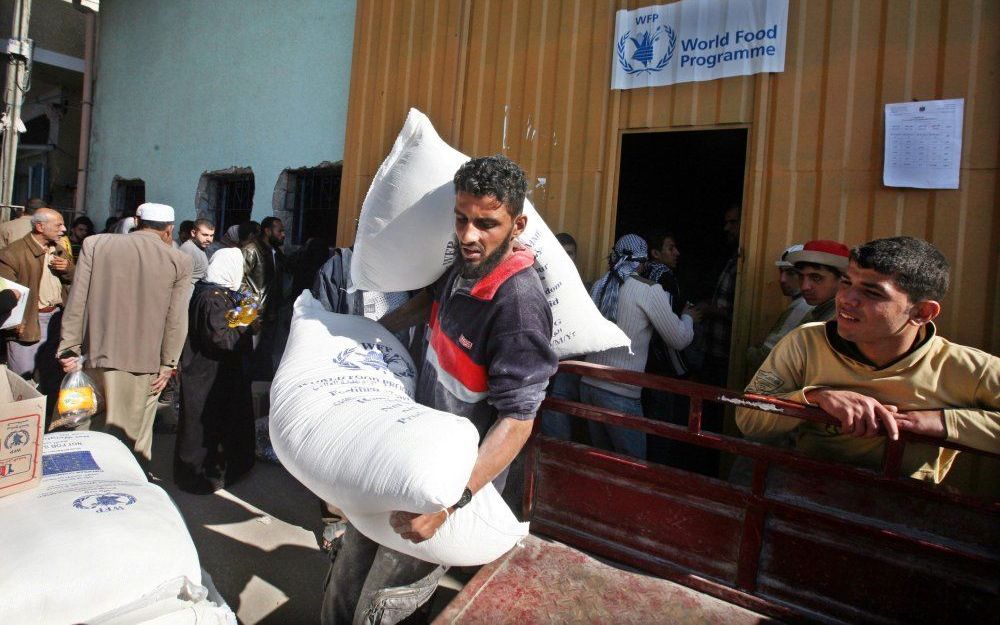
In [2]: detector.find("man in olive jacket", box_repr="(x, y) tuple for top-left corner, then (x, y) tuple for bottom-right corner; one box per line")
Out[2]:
(58, 203), (192, 468)
(0, 208), (75, 414)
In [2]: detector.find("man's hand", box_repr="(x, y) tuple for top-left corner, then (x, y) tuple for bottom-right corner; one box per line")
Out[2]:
(49, 256), (70, 273)
(59, 355), (81, 373)
(150, 366), (173, 395)
(895, 409), (946, 438)
(10, 289), (20, 301)
(682, 302), (702, 323)
(806, 388), (900, 440)
(389, 509), (449, 543)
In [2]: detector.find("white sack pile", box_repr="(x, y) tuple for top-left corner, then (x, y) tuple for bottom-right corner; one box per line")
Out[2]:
(351, 108), (629, 359)
(0, 431), (235, 625)
(270, 293), (529, 566)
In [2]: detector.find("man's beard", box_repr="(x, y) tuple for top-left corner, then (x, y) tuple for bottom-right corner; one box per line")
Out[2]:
(456, 232), (513, 280)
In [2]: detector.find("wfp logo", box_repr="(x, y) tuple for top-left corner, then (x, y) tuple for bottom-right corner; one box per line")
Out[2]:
(618, 13), (676, 75)
(333, 343), (415, 380)
(73, 492), (137, 513)
(3, 429), (29, 450)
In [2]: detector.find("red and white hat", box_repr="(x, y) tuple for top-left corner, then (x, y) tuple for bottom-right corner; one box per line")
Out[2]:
(787, 239), (850, 271)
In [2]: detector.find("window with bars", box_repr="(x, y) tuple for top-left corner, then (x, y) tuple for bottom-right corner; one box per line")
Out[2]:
(112, 177), (145, 217)
(212, 173), (255, 232)
(285, 165), (340, 245)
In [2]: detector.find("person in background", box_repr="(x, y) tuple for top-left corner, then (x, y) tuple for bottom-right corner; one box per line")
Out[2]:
(737, 237), (998, 491)
(640, 229), (698, 465)
(67, 216), (95, 260)
(556, 231), (578, 264)
(788, 239), (850, 324)
(0, 208), (75, 418)
(179, 218), (215, 286)
(0, 197), (45, 248)
(242, 216), (285, 380)
(582, 234), (698, 459)
(173, 248), (259, 494)
(102, 216), (119, 234)
(745, 243), (813, 375)
(177, 220), (195, 246)
(58, 202), (192, 470)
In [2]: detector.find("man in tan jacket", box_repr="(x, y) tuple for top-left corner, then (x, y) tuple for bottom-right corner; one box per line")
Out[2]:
(59, 203), (192, 467)
(0, 208), (75, 415)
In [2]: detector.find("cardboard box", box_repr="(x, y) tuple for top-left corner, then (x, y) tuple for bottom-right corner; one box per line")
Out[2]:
(0, 365), (45, 498)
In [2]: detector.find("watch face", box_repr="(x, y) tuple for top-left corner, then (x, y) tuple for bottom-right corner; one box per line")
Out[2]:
(456, 487), (472, 508)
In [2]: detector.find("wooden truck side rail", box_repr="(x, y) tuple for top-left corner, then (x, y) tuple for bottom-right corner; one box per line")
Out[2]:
(442, 361), (999, 624)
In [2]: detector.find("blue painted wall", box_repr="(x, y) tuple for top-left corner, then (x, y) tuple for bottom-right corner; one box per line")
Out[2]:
(86, 0), (356, 224)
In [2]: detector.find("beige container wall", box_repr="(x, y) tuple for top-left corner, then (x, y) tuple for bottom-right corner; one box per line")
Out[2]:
(339, 0), (999, 367)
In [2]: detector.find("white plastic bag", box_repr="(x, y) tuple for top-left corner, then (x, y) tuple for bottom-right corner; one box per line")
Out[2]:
(351, 108), (630, 359)
(51, 356), (100, 430)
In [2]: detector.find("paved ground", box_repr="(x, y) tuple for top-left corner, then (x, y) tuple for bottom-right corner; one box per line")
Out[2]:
(148, 431), (469, 624)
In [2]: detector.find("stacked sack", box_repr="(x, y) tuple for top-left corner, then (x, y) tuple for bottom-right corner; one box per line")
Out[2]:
(0, 431), (235, 625)
(270, 293), (529, 566)
(351, 108), (630, 359)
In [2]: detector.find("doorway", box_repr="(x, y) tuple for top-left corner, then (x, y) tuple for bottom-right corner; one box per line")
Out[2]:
(614, 128), (747, 305)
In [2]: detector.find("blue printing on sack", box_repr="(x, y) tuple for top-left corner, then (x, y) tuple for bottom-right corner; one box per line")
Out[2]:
(42, 450), (100, 475)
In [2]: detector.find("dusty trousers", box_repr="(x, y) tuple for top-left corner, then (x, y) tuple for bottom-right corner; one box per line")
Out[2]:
(321, 523), (446, 625)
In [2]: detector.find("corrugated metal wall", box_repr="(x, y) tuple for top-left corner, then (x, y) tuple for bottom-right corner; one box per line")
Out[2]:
(338, 0), (999, 362)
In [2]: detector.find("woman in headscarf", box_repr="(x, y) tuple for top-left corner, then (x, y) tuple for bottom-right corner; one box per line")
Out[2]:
(173, 248), (259, 494)
(580, 234), (698, 460)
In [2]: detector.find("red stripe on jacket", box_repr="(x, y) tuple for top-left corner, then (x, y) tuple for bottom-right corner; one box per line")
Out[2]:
(429, 301), (488, 393)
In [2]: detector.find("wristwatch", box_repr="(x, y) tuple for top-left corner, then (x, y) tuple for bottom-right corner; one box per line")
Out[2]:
(453, 487), (473, 510)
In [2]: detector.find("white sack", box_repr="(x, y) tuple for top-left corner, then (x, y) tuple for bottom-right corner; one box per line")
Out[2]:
(271, 293), (479, 515)
(351, 108), (630, 359)
(270, 292), (528, 565)
(349, 483), (527, 567)
(0, 432), (203, 625)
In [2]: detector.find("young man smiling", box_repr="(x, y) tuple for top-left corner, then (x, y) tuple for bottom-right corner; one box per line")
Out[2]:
(321, 155), (558, 625)
(736, 237), (998, 486)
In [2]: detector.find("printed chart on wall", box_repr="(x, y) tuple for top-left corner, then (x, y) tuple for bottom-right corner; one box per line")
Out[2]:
(883, 99), (964, 189)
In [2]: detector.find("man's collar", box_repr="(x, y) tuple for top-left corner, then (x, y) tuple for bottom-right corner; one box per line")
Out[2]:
(825, 321), (936, 370)
(467, 247), (536, 301)
(26, 233), (50, 256)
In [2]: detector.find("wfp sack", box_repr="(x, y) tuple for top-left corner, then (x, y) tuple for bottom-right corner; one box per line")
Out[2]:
(270, 292), (479, 515)
(270, 293), (528, 565)
(351, 108), (630, 358)
(0, 432), (203, 625)
(349, 483), (527, 567)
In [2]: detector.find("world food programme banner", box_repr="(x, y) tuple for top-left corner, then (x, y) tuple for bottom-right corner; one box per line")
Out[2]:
(611, 0), (788, 90)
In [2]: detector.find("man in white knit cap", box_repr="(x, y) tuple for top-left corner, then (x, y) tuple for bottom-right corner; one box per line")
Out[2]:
(745, 243), (814, 374)
(58, 202), (192, 469)
(584, 234), (701, 459)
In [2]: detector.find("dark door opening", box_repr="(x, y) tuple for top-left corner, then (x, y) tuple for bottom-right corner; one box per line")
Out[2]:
(615, 129), (747, 308)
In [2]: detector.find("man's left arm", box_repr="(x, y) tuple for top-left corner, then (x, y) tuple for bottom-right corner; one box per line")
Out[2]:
(393, 322), (558, 542)
(896, 360), (1000, 454)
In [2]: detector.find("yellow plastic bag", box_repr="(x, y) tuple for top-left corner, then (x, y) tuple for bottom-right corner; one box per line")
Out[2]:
(50, 358), (100, 430)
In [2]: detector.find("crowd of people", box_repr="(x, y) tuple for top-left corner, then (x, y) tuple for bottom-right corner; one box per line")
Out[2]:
(0, 148), (996, 624)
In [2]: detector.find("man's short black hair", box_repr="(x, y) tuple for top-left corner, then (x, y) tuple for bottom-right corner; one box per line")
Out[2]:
(850, 236), (949, 302)
(72, 215), (94, 231)
(178, 220), (194, 238)
(192, 218), (215, 231)
(645, 229), (677, 252)
(261, 216), (280, 231)
(555, 232), (577, 248)
(453, 155), (528, 218)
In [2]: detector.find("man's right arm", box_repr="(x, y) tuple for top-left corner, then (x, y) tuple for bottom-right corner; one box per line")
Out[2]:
(735, 332), (811, 438)
(58, 238), (95, 360)
(378, 290), (432, 333)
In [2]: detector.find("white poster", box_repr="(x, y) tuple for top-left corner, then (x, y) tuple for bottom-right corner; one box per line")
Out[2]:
(883, 99), (964, 189)
(611, 0), (788, 90)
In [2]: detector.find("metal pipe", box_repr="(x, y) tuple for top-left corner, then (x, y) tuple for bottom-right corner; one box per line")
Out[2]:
(74, 10), (96, 214)
(0, 0), (32, 222)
